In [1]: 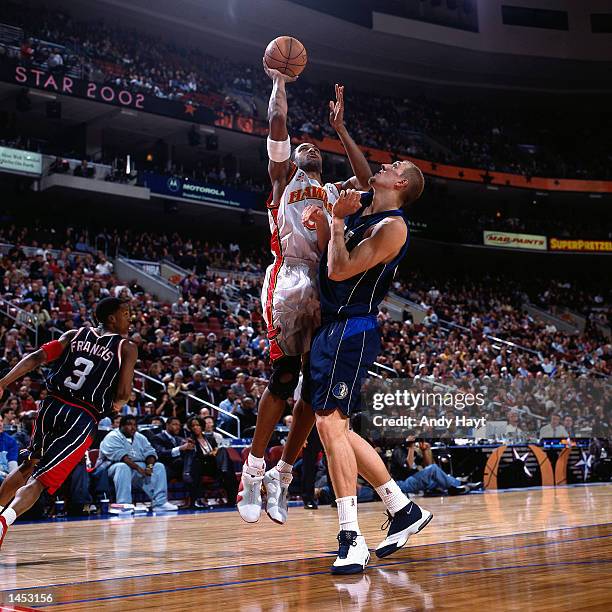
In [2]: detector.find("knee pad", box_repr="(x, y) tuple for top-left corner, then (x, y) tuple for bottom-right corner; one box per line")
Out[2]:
(268, 355), (301, 400)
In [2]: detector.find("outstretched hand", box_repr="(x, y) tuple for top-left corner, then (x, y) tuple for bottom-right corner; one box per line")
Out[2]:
(262, 58), (298, 83)
(332, 189), (361, 219)
(302, 204), (325, 229)
(329, 83), (345, 131)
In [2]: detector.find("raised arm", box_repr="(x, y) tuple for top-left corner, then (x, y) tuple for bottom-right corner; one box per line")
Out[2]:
(327, 190), (407, 281)
(329, 84), (372, 191)
(0, 329), (77, 399)
(113, 340), (138, 412)
(263, 59), (297, 205)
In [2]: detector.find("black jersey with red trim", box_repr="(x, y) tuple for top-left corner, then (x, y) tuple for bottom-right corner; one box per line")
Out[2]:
(45, 327), (124, 421)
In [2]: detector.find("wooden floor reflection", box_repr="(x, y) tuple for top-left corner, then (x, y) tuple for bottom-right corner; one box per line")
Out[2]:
(1, 485), (611, 611)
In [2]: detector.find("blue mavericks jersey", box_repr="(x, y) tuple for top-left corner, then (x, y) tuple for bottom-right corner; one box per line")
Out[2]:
(319, 191), (409, 323)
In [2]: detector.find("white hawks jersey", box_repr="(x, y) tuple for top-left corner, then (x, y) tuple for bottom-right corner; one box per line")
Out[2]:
(267, 163), (339, 264)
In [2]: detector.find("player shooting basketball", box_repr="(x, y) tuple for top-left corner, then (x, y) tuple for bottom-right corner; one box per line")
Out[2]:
(237, 38), (372, 525)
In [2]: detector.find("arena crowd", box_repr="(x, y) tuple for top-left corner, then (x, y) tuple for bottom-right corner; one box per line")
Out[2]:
(1, 1), (611, 180)
(1, 223), (609, 516)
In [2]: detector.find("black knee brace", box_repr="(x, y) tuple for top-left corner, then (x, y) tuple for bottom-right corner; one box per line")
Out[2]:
(268, 355), (301, 400)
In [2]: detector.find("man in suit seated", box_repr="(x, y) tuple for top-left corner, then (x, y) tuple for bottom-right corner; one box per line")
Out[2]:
(152, 416), (195, 480)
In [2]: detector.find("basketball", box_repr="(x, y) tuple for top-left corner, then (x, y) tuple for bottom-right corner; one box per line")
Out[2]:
(264, 36), (307, 78)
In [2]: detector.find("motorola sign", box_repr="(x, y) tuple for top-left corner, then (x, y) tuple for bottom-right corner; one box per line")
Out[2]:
(167, 177), (181, 192)
(141, 172), (261, 210)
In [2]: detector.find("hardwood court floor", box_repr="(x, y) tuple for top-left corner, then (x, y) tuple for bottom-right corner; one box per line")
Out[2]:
(1, 485), (611, 611)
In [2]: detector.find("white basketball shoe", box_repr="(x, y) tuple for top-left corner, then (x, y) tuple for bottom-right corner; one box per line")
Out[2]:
(237, 463), (265, 523)
(331, 531), (370, 575)
(263, 467), (292, 524)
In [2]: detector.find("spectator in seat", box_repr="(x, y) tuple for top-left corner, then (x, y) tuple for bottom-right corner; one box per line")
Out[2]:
(187, 370), (211, 400)
(390, 435), (479, 496)
(204, 416), (224, 446)
(204, 356), (220, 379)
(233, 396), (257, 437)
(121, 391), (141, 417)
(179, 332), (196, 356)
(563, 415), (576, 438)
(1, 406), (17, 429)
(47, 51), (64, 72)
(188, 353), (205, 377)
(392, 360), (408, 378)
(540, 357), (557, 377)
(219, 389), (237, 414)
(539, 413), (569, 439)
(95, 256), (113, 276)
(171, 297), (189, 316)
(183, 417), (237, 508)
(230, 373), (247, 398)
(99, 415), (178, 511)
(0, 418), (18, 485)
(138, 401), (157, 424)
(166, 373), (186, 399)
(152, 416), (195, 480)
(12, 411), (35, 451)
(503, 408), (524, 439)
(99, 413), (122, 430)
(155, 392), (179, 418)
(17, 386), (37, 412)
(220, 358), (237, 380)
(390, 435), (434, 481)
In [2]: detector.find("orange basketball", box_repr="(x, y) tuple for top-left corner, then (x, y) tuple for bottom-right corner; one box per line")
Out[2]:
(264, 36), (307, 78)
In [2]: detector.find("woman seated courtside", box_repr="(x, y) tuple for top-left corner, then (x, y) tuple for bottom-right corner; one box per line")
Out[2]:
(183, 417), (237, 508)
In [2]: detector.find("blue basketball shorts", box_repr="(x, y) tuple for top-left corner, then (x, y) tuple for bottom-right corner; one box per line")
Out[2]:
(310, 315), (380, 415)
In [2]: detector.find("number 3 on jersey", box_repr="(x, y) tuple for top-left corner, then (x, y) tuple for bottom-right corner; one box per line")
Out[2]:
(64, 357), (94, 391)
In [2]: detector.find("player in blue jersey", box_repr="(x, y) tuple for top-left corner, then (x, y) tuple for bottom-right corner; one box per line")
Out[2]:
(302, 160), (432, 574)
(0, 298), (137, 550)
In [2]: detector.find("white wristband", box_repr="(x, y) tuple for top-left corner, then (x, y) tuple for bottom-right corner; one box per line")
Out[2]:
(267, 135), (291, 162)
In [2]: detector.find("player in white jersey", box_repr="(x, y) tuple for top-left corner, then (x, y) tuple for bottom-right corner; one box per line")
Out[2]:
(237, 68), (372, 524)
(260, 158), (339, 360)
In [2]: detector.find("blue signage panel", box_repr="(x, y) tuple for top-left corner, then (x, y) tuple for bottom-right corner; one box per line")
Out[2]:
(140, 172), (262, 210)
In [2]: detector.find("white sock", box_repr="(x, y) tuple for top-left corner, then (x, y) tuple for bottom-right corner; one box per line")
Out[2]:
(375, 479), (410, 516)
(247, 453), (265, 470)
(336, 496), (361, 534)
(2, 507), (17, 526)
(276, 460), (293, 473)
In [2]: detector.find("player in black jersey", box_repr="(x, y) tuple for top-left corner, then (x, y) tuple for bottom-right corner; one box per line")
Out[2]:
(0, 297), (137, 549)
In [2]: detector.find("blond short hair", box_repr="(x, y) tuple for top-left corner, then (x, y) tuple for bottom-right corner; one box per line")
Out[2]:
(400, 161), (425, 207)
